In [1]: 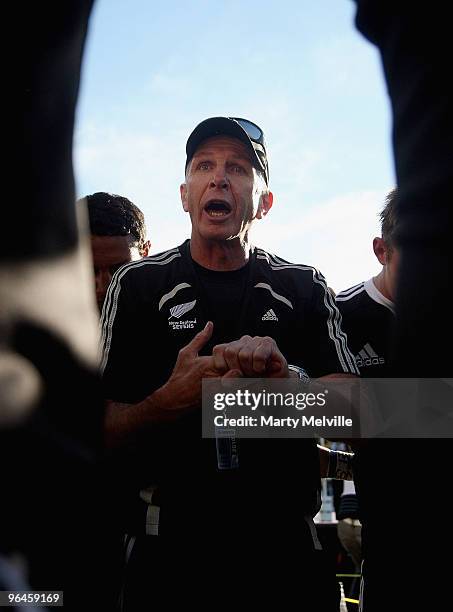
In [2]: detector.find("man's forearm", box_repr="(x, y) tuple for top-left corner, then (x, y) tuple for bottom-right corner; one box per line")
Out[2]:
(104, 385), (179, 449)
(103, 322), (224, 449)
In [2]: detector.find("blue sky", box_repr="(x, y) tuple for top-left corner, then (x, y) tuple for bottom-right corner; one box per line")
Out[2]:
(75, 0), (395, 291)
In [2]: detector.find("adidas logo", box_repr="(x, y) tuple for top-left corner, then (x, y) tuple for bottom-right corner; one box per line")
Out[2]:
(262, 308), (278, 321)
(355, 343), (385, 367)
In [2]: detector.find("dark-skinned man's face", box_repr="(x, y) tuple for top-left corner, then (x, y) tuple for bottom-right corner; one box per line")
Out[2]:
(90, 234), (143, 311)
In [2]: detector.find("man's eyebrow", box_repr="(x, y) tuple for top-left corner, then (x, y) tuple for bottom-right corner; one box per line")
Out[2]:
(192, 150), (252, 163)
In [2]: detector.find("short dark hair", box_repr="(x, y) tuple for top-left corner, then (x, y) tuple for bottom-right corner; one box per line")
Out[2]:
(380, 188), (399, 247)
(81, 192), (147, 252)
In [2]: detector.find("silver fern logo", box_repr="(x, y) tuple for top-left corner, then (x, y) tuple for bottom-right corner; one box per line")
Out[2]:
(168, 300), (197, 319)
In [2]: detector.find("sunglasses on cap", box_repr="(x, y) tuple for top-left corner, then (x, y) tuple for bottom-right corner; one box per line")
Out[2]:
(229, 117), (265, 145)
(229, 117), (268, 180)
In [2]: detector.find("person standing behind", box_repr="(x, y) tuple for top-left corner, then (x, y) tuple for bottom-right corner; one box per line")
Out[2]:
(79, 192), (150, 311)
(336, 189), (399, 610)
(336, 188), (398, 378)
(77, 191), (151, 606)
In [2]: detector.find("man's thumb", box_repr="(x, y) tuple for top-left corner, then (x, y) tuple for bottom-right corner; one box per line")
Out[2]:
(222, 369), (243, 379)
(186, 321), (213, 355)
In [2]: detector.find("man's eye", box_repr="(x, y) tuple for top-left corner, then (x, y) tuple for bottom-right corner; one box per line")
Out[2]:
(198, 162), (211, 171)
(231, 165), (245, 174)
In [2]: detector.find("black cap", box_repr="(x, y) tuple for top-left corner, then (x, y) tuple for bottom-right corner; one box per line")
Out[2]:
(185, 117), (269, 185)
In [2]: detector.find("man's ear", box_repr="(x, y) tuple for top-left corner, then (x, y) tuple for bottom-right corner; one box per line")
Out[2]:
(141, 240), (151, 257)
(373, 237), (388, 266)
(180, 183), (189, 212)
(256, 191), (273, 220)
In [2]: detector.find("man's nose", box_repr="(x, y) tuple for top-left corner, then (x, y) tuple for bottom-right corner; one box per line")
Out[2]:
(209, 168), (229, 189)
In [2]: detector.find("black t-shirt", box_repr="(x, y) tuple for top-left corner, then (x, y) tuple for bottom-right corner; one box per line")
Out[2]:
(101, 241), (358, 539)
(336, 279), (395, 378)
(336, 279), (401, 550)
(191, 259), (250, 345)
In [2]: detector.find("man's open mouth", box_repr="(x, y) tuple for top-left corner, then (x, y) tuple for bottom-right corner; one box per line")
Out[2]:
(204, 200), (232, 217)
